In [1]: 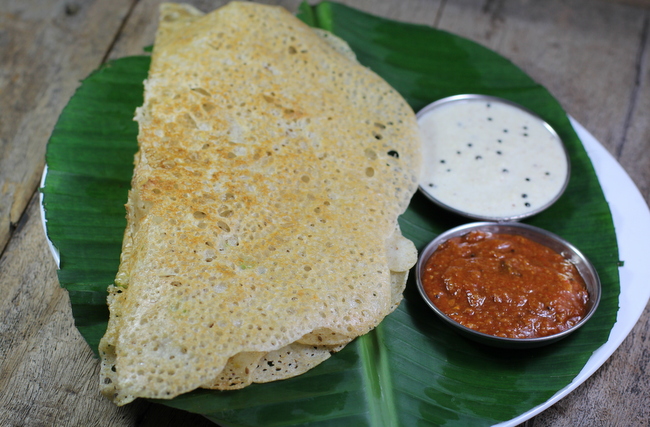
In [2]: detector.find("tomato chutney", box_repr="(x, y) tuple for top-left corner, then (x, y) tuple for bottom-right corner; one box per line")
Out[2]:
(421, 230), (589, 339)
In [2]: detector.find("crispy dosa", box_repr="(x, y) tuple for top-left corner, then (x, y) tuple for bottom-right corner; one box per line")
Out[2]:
(99, 1), (422, 405)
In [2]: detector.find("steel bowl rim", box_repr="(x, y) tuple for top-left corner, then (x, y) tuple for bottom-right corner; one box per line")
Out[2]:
(415, 221), (602, 347)
(416, 94), (572, 222)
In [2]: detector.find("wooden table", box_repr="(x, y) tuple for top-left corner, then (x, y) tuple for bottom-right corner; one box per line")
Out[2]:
(2, 0), (649, 425)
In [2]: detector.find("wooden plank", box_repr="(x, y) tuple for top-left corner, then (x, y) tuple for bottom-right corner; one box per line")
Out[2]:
(0, 195), (125, 426)
(603, 0), (650, 8)
(0, 0), (136, 254)
(435, 0), (644, 158)
(618, 13), (650, 201)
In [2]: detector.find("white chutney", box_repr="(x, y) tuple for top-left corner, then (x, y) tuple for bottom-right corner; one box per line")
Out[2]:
(417, 96), (569, 220)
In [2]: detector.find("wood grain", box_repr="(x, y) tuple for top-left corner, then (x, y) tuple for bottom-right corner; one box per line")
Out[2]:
(0, 0), (136, 254)
(1, 0), (648, 426)
(0, 194), (122, 426)
(619, 12), (650, 202)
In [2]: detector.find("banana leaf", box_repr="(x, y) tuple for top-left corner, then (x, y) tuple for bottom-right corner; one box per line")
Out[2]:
(41, 2), (619, 426)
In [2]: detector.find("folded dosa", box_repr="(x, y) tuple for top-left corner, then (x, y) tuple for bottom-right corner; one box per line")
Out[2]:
(99, 1), (422, 405)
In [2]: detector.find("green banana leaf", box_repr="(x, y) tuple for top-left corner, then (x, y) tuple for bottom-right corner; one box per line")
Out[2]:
(41, 2), (619, 426)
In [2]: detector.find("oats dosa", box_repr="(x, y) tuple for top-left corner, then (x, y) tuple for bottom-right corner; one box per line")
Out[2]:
(99, 1), (422, 405)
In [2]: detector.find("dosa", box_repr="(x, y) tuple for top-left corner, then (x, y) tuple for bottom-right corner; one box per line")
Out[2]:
(99, 1), (422, 405)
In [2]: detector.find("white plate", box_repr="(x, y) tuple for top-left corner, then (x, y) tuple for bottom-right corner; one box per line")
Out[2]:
(40, 164), (61, 268)
(497, 118), (650, 426)
(39, 118), (650, 425)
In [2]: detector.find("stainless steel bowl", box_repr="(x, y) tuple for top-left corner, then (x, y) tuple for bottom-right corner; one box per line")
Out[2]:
(416, 94), (571, 222)
(416, 222), (601, 348)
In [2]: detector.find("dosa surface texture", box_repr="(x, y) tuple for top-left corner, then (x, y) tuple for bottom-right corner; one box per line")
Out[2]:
(99, 1), (422, 405)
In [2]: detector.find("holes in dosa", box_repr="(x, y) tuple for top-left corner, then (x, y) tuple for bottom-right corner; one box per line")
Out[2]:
(190, 87), (211, 97)
(364, 148), (378, 160)
(218, 208), (233, 218)
(178, 113), (198, 129)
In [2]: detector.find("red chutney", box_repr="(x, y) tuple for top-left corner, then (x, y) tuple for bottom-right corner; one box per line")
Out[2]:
(422, 230), (589, 339)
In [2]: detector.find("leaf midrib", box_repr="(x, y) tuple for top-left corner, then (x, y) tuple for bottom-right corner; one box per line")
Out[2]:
(359, 325), (399, 426)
